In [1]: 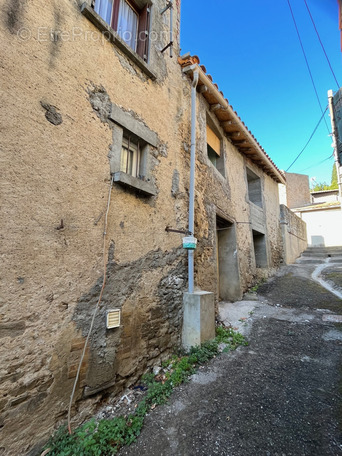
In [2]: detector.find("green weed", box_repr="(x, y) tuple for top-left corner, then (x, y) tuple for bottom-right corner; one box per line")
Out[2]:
(45, 327), (247, 456)
(249, 278), (266, 293)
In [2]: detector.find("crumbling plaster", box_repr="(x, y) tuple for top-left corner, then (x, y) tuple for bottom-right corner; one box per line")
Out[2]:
(1, 0), (186, 453)
(1, 0), (286, 454)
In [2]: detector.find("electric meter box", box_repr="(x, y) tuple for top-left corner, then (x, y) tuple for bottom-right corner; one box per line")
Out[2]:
(183, 236), (197, 250)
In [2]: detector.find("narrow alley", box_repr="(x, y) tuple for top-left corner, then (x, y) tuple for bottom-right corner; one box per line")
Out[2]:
(119, 248), (342, 456)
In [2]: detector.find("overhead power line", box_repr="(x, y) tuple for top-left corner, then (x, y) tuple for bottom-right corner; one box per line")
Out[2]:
(286, 106), (328, 172)
(304, 0), (340, 89)
(298, 153), (333, 172)
(286, 0), (330, 134)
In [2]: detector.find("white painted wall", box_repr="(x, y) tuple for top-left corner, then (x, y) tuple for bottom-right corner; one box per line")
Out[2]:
(297, 208), (342, 247)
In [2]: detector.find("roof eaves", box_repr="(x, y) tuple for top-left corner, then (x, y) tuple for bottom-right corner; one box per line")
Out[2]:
(310, 189), (339, 194)
(293, 202), (341, 212)
(179, 56), (285, 185)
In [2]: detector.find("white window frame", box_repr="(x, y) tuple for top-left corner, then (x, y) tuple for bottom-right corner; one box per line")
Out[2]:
(120, 136), (141, 178)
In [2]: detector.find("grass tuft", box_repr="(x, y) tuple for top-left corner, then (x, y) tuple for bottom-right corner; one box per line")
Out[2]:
(45, 326), (247, 456)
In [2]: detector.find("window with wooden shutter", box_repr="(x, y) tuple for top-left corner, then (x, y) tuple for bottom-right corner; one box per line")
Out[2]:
(206, 119), (225, 177)
(136, 4), (150, 61)
(93, 0), (151, 61)
(207, 125), (221, 157)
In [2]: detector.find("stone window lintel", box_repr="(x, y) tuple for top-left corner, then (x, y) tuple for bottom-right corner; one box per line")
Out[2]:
(109, 104), (158, 147)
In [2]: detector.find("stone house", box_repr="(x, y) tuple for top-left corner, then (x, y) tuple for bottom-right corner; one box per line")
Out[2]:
(1, 0), (303, 454)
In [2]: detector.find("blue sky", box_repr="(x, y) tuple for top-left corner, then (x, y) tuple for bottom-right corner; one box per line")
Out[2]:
(180, 0), (341, 186)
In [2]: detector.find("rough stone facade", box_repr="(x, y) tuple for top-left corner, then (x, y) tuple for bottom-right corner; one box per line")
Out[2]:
(1, 1), (297, 454)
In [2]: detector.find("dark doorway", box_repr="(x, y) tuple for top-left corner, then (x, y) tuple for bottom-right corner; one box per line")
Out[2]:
(216, 215), (241, 301)
(252, 230), (268, 268)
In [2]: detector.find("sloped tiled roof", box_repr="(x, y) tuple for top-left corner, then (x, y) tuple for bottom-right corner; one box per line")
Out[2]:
(179, 55), (285, 184)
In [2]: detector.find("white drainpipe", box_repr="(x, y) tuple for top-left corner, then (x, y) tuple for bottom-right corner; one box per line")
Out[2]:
(188, 70), (199, 293)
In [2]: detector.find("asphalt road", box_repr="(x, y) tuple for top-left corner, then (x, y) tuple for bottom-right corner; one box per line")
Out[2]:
(119, 255), (342, 456)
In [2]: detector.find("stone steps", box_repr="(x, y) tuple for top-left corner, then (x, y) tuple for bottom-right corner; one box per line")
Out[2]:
(296, 246), (342, 264)
(301, 251), (342, 257)
(295, 258), (326, 264)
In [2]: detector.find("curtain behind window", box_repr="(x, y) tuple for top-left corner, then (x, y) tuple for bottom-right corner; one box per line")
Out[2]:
(117, 0), (138, 51)
(94, 0), (113, 25)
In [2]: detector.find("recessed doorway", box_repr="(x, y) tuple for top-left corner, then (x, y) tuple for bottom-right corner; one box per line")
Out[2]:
(216, 215), (241, 302)
(252, 229), (268, 268)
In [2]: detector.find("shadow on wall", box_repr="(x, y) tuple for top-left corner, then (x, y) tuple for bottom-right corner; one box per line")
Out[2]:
(311, 235), (325, 247)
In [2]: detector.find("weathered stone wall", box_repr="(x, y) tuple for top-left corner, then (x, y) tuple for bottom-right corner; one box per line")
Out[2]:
(190, 96), (284, 295)
(1, 0), (285, 454)
(1, 0), (187, 454)
(263, 172), (284, 269)
(280, 204), (307, 263)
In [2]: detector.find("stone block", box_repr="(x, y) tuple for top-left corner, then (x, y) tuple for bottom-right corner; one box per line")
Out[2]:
(182, 291), (215, 350)
(70, 338), (85, 351)
(110, 103), (158, 147)
(9, 393), (30, 407)
(67, 362), (88, 379)
(0, 321), (26, 339)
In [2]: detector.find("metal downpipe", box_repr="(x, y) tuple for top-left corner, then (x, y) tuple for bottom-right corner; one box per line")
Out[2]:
(188, 70), (199, 293)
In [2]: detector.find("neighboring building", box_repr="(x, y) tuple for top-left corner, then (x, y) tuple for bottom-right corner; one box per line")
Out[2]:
(279, 173), (342, 248)
(278, 172), (311, 209)
(293, 201), (342, 247)
(1, 1), (304, 454)
(311, 189), (339, 204)
(282, 176), (342, 247)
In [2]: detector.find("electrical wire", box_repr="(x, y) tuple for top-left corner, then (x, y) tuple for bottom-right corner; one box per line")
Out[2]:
(298, 153), (333, 172)
(304, 0), (340, 89)
(286, 106), (328, 172)
(67, 175), (114, 435)
(286, 0), (330, 134)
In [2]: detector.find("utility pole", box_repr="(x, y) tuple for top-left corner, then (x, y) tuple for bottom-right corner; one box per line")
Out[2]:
(328, 89), (342, 200)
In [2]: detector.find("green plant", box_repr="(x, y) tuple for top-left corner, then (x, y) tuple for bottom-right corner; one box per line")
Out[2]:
(311, 165), (338, 191)
(215, 326), (248, 348)
(45, 416), (143, 456)
(249, 277), (266, 293)
(45, 327), (247, 455)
